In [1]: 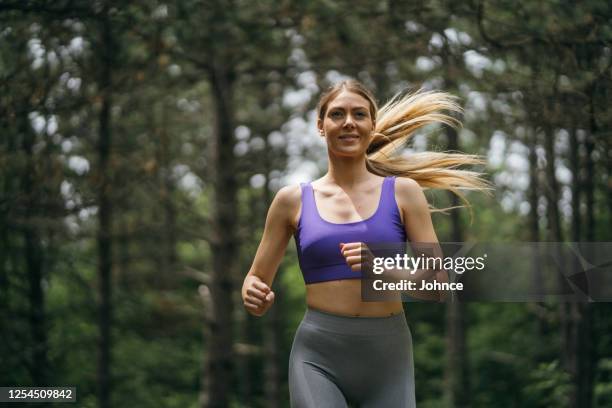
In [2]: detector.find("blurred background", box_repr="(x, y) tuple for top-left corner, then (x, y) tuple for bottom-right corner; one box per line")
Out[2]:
(1, 1), (611, 407)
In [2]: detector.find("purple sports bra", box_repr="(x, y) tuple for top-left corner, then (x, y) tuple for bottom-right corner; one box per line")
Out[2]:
(294, 176), (407, 284)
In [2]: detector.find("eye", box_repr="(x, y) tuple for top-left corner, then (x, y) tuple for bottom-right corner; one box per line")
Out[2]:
(355, 111), (367, 118)
(330, 111), (344, 118)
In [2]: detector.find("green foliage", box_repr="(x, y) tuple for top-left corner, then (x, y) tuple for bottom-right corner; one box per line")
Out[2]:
(594, 358), (612, 407)
(410, 304), (446, 407)
(1, 1), (611, 407)
(524, 360), (572, 407)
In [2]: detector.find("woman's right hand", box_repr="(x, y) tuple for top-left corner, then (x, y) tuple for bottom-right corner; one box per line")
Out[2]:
(242, 275), (275, 317)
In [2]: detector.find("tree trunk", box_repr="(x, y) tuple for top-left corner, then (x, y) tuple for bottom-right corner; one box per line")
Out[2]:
(20, 110), (49, 387)
(606, 135), (612, 225)
(575, 301), (593, 408)
(528, 129), (541, 245)
(199, 285), (214, 406)
(571, 89), (600, 408)
(96, 11), (114, 408)
(544, 123), (574, 404)
(158, 101), (178, 289)
(585, 94), (596, 243)
(569, 127), (581, 244)
(236, 188), (258, 405)
(526, 126), (549, 342)
(204, 63), (238, 408)
(444, 124), (470, 408)
(543, 125), (563, 243)
(568, 123), (594, 408)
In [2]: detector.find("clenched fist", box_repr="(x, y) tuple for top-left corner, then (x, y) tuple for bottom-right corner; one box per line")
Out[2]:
(340, 242), (374, 272)
(242, 275), (275, 317)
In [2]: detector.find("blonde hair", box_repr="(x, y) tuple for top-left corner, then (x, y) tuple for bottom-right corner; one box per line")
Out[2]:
(317, 80), (491, 213)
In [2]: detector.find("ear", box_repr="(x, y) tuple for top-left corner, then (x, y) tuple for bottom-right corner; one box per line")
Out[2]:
(317, 118), (324, 137)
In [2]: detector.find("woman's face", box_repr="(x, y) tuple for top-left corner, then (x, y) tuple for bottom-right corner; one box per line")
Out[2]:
(318, 90), (375, 158)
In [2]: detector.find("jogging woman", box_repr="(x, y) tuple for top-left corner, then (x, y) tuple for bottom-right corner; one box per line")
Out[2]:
(241, 80), (487, 407)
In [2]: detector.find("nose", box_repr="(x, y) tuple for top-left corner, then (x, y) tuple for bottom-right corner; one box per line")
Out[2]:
(343, 113), (356, 129)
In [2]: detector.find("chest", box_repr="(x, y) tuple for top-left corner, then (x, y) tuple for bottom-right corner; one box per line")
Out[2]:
(313, 189), (381, 223)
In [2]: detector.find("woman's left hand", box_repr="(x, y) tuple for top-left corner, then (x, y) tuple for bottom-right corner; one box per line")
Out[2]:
(340, 242), (373, 272)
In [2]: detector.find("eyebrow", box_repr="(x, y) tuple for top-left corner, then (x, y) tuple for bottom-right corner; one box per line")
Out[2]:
(328, 106), (369, 111)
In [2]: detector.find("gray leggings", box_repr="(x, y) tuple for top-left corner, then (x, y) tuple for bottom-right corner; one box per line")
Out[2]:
(289, 308), (415, 408)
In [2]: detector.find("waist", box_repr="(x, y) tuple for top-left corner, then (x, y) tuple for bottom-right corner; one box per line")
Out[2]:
(302, 306), (408, 335)
(306, 279), (403, 317)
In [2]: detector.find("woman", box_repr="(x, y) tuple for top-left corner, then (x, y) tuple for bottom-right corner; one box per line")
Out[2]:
(241, 80), (488, 407)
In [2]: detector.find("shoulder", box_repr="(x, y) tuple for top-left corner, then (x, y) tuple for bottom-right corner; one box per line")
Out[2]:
(394, 176), (423, 198)
(270, 184), (302, 230)
(269, 184), (301, 220)
(273, 184), (301, 208)
(394, 177), (429, 213)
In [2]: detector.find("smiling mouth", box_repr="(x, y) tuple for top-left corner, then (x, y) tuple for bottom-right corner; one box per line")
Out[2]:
(339, 134), (359, 140)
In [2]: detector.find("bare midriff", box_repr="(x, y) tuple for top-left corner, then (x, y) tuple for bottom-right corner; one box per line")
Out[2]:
(305, 279), (404, 317)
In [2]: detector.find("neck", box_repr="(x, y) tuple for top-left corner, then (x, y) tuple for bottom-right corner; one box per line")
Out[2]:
(324, 154), (373, 187)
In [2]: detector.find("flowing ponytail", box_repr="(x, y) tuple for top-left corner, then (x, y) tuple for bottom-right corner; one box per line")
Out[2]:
(317, 80), (491, 213)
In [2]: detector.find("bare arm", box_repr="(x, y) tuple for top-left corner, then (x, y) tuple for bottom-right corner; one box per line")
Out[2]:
(396, 177), (448, 302)
(241, 185), (300, 316)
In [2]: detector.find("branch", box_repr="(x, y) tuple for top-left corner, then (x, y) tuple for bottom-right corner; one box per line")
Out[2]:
(169, 47), (212, 72)
(233, 342), (262, 356)
(0, 0), (96, 19)
(181, 265), (210, 284)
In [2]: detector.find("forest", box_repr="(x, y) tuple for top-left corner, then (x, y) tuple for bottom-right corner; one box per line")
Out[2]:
(1, 1), (611, 407)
